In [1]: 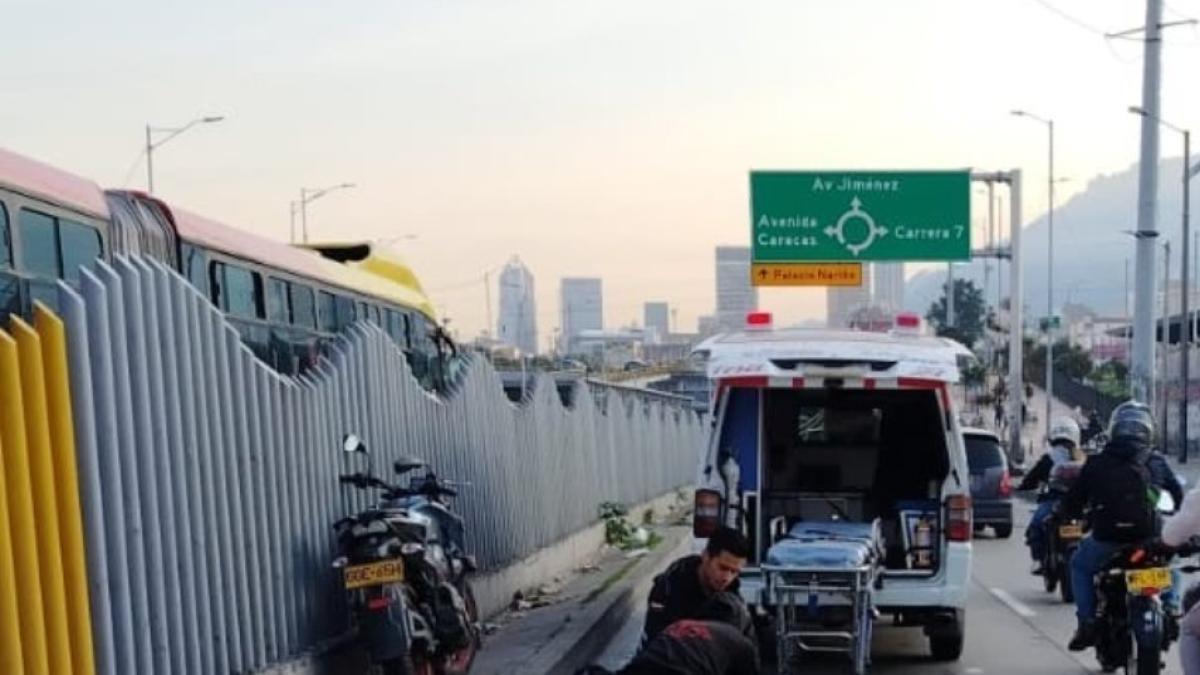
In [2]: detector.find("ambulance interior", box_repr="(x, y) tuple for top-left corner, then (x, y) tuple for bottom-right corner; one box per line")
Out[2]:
(753, 387), (951, 572)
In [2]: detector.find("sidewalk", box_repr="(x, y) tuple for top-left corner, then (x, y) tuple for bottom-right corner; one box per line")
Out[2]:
(472, 522), (691, 675)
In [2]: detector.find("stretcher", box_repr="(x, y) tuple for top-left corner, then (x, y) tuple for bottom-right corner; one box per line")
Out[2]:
(763, 520), (884, 675)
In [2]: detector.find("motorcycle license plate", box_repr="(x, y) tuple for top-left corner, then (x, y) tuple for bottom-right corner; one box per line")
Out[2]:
(1125, 567), (1172, 593)
(1058, 523), (1083, 539)
(344, 559), (405, 590)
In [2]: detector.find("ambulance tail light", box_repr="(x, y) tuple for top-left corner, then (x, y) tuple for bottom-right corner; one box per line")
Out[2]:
(693, 489), (723, 538)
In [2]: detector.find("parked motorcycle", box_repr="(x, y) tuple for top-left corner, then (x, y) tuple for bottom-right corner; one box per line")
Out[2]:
(333, 434), (480, 675)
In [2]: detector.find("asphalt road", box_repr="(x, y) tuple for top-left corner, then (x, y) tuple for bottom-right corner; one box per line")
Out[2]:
(594, 499), (1197, 674)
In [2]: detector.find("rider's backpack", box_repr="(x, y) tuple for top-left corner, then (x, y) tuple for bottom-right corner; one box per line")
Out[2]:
(1091, 455), (1157, 543)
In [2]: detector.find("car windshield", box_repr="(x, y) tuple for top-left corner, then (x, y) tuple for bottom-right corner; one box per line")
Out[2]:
(965, 436), (1004, 471)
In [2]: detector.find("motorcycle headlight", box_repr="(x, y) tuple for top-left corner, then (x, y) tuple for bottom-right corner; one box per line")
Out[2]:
(331, 556), (349, 569)
(400, 542), (426, 556)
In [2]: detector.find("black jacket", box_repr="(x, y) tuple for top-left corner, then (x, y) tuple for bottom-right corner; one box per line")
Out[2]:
(642, 556), (742, 644)
(1017, 454), (1054, 495)
(1059, 446), (1180, 543)
(621, 620), (759, 675)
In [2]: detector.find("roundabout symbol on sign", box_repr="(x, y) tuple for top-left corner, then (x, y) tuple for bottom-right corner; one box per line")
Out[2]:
(824, 196), (889, 257)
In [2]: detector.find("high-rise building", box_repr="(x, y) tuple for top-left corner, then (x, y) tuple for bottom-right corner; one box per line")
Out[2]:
(644, 302), (670, 343)
(560, 278), (603, 354)
(497, 256), (538, 355)
(715, 246), (758, 330)
(826, 264), (874, 329)
(873, 263), (905, 311)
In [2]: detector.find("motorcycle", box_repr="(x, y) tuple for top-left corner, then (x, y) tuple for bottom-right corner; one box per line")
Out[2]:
(1041, 510), (1085, 603)
(1090, 491), (1194, 675)
(1038, 462), (1085, 603)
(1091, 541), (1183, 674)
(333, 434), (480, 675)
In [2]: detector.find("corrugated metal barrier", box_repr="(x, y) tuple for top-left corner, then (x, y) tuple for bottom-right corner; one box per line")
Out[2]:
(3, 256), (702, 674)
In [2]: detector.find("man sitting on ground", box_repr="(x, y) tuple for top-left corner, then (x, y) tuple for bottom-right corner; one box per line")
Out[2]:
(642, 526), (751, 644)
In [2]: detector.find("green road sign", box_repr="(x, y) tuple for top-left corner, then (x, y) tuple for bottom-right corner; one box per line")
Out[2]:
(750, 170), (971, 262)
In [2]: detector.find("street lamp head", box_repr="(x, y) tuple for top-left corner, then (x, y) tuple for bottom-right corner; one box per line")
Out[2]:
(1010, 110), (1026, 117)
(340, 182), (356, 189)
(202, 116), (225, 123)
(1129, 106), (1147, 116)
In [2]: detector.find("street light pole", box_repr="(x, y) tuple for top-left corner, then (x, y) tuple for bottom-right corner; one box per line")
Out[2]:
(298, 182), (356, 243)
(145, 116), (225, 193)
(1012, 110), (1056, 433)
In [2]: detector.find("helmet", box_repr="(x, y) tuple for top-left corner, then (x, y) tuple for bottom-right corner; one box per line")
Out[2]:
(1048, 416), (1081, 448)
(1107, 400), (1155, 450)
(697, 592), (753, 636)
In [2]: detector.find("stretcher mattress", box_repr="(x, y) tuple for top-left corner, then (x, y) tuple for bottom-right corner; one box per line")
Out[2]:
(765, 521), (883, 569)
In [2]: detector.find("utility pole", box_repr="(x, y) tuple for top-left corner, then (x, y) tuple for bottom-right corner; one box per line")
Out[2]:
(1009, 170), (1025, 466)
(1131, 0), (1165, 405)
(1182, 129), (1191, 460)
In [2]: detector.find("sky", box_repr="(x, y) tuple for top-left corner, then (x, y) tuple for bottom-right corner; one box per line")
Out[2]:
(4, 0), (1200, 347)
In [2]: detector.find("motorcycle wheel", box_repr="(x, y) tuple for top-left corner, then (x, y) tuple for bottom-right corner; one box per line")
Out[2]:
(1058, 562), (1074, 603)
(1134, 643), (1161, 675)
(438, 582), (480, 675)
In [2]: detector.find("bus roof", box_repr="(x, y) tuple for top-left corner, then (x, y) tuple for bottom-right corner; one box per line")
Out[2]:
(168, 205), (437, 321)
(0, 146), (109, 219)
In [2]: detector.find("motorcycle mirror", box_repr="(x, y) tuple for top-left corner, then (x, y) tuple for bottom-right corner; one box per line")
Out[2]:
(342, 433), (366, 454)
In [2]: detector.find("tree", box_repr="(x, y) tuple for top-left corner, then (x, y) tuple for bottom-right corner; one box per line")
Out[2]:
(1024, 338), (1093, 381)
(926, 278), (986, 348)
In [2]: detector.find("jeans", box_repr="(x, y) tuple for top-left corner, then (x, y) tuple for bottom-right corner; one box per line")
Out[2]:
(1026, 500), (1056, 562)
(1071, 535), (1182, 623)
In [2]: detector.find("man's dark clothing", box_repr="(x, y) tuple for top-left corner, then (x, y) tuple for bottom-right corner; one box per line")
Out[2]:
(1060, 448), (1157, 543)
(643, 556), (740, 643)
(1146, 452), (1185, 508)
(620, 620), (759, 675)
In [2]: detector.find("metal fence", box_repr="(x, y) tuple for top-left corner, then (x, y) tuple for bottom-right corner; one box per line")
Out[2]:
(36, 256), (704, 674)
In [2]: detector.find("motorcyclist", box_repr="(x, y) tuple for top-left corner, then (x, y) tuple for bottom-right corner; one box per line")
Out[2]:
(1060, 400), (1183, 651)
(1017, 416), (1084, 573)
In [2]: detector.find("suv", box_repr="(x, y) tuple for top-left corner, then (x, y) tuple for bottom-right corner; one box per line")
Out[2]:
(691, 319), (974, 661)
(963, 428), (1013, 538)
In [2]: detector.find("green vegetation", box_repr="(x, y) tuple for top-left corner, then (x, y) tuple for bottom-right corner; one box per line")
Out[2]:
(926, 279), (986, 348)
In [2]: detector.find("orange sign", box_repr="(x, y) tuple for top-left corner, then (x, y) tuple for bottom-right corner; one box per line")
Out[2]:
(751, 263), (863, 287)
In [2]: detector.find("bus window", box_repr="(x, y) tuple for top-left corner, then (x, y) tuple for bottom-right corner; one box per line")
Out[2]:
(59, 220), (103, 283)
(318, 291), (337, 333)
(224, 265), (262, 319)
(0, 202), (10, 268)
(291, 284), (317, 329)
(183, 244), (208, 292)
(335, 295), (355, 330)
(19, 209), (60, 277)
(211, 261), (262, 319)
(368, 304), (381, 326)
(386, 309), (403, 343)
(267, 277), (289, 323)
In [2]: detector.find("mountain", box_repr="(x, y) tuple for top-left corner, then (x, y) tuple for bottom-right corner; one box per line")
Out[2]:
(905, 157), (1195, 319)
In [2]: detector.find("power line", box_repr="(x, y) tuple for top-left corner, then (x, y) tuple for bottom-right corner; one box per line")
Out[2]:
(1029, 0), (1108, 36)
(119, 148), (147, 188)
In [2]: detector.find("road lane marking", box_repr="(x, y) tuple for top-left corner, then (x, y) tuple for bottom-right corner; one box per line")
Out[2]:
(989, 587), (1037, 618)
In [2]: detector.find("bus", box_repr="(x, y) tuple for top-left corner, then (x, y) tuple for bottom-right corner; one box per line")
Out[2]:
(0, 145), (456, 389)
